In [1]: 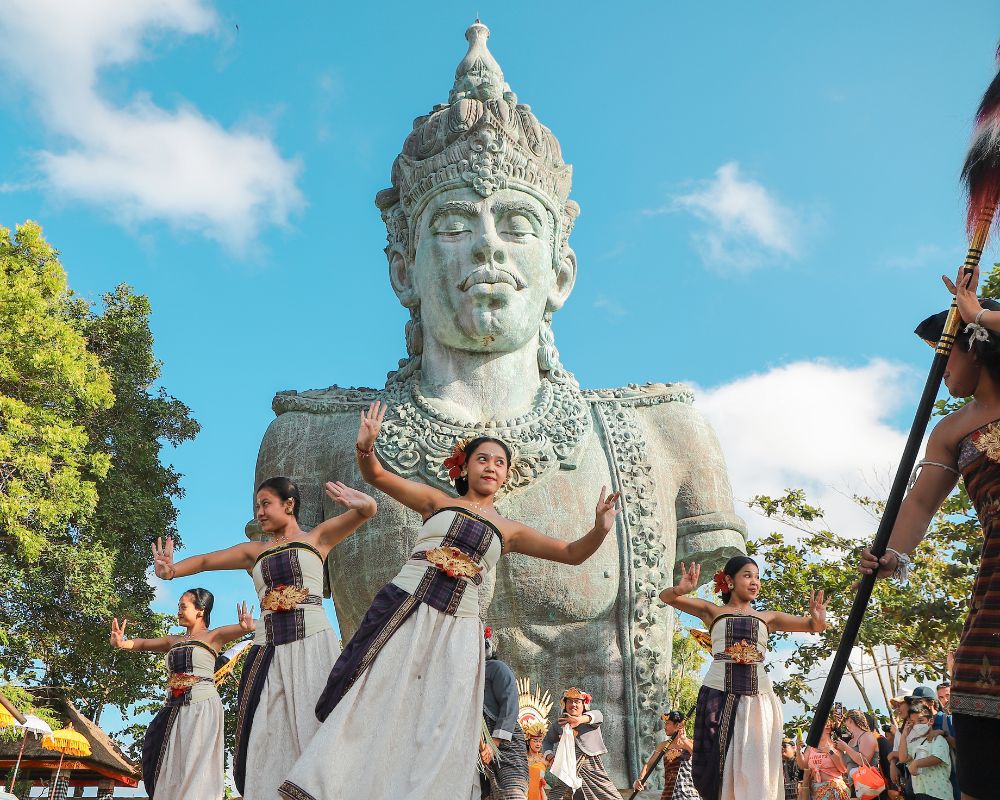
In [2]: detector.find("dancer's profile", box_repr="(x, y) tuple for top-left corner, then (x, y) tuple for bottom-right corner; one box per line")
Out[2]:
(152, 479), (377, 800)
(278, 401), (622, 800)
(111, 590), (254, 800)
(860, 268), (1000, 800)
(660, 556), (827, 800)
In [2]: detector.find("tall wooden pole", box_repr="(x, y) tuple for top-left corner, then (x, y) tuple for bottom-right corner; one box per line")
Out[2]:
(806, 201), (997, 747)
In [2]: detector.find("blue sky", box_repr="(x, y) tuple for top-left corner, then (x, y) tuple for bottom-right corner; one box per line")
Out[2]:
(2, 0), (998, 759)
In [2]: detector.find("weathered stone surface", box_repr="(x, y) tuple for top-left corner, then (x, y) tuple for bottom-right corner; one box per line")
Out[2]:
(252, 22), (746, 786)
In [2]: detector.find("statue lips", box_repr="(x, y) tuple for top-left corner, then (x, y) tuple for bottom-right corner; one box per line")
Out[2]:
(457, 264), (527, 292)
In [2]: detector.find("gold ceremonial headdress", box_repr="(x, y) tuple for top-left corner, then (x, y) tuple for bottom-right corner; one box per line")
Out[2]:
(517, 677), (552, 739)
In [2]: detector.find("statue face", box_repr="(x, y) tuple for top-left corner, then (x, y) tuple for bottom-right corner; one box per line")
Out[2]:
(398, 186), (573, 353)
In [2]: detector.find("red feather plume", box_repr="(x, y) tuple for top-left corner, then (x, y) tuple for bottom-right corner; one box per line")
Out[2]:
(962, 43), (1000, 236)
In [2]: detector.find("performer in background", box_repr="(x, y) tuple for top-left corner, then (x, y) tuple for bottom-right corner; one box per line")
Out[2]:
(110, 590), (255, 800)
(660, 557), (827, 800)
(542, 687), (623, 800)
(859, 274), (1000, 800)
(152, 478), (377, 800)
(479, 627), (529, 799)
(632, 710), (700, 800)
(279, 402), (621, 800)
(518, 678), (554, 800)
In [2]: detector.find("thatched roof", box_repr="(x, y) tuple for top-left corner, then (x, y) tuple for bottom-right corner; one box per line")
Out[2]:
(0, 689), (139, 787)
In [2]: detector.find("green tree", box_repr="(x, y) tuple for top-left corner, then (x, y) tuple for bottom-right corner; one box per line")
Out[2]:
(747, 487), (978, 715)
(0, 221), (113, 560)
(668, 611), (706, 724)
(0, 221), (199, 725)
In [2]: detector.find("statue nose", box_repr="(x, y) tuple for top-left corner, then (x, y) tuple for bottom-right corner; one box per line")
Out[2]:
(472, 235), (505, 265)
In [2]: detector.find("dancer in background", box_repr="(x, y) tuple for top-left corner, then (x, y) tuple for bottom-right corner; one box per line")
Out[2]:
(479, 627), (529, 800)
(542, 688), (623, 800)
(152, 478), (377, 800)
(518, 679), (553, 800)
(279, 401), (621, 800)
(660, 557), (827, 800)
(632, 710), (700, 800)
(111, 590), (255, 800)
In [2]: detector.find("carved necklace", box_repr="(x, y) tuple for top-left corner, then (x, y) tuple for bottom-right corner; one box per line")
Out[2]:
(376, 375), (592, 495)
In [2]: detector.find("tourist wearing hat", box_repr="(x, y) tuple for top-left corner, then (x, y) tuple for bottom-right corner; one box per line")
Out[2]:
(479, 628), (529, 800)
(859, 265), (1000, 800)
(632, 710), (699, 800)
(542, 688), (622, 800)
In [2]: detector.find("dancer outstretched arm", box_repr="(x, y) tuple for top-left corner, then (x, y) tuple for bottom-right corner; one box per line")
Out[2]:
(355, 401), (621, 563)
(153, 481), (376, 580)
(661, 560), (827, 633)
(111, 600), (256, 653)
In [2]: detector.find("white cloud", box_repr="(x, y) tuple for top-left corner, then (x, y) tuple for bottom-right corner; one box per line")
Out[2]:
(593, 294), (627, 317)
(650, 161), (803, 272)
(881, 243), (950, 271)
(696, 358), (915, 546)
(0, 0), (304, 252)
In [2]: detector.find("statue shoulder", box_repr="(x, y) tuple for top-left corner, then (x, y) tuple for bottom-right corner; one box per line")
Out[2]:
(271, 385), (383, 416)
(583, 382), (695, 410)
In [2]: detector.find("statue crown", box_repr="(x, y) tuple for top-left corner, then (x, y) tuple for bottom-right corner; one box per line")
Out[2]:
(376, 21), (578, 255)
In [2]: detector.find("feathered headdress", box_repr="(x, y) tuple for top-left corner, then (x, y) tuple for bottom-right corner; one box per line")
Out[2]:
(962, 44), (1000, 236)
(517, 677), (553, 739)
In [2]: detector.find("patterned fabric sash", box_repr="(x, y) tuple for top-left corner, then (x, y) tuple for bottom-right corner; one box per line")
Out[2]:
(234, 642), (275, 796)
(692, 685), (741, 800)
(722, 616), (762, 695)
(314, 583), (419, 722)
(141, 704), (180, 798)
(406, 508), (497, 616)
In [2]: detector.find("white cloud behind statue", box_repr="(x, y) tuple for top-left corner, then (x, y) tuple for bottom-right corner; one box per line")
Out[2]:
(0, 0), (304, 252)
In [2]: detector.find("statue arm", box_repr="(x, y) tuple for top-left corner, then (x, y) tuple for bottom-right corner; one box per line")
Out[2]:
(660, 402), (747, 577)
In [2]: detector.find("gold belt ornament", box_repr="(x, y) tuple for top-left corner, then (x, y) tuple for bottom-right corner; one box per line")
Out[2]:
(167, 673), (205, 697)
(261, 584), (310, 612)
(716, 639), (764, 665)
(422, 546), (483, 580)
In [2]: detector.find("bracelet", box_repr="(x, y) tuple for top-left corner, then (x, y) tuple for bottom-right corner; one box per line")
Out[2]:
(885, 547), (911, 584)
(975, 307), (989, 325)
(355, 443), (375, 458)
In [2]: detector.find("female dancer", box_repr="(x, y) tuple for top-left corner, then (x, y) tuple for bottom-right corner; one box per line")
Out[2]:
(860, 266), (1000, 800)
(278, 401), (621, 800)
(794, 718), (849, 800)
(660, 556), (827, 800)
(111, 590), (254, 800)
(632, 710), (699, 800)
(524, 723), (550, 800)
(152, 479), (376, 800)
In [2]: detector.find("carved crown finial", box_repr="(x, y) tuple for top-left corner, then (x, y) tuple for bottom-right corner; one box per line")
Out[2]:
(450, 21), (506, 104)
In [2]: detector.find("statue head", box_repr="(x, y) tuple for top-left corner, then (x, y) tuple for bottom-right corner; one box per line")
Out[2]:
(376, 21), (580, 383)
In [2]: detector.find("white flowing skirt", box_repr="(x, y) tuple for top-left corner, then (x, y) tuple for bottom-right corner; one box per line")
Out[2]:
(155, 694), (224, 800)
(243, 628), (341, 800)
(280, 604), (485, 800)
(720, 690), (783, 800)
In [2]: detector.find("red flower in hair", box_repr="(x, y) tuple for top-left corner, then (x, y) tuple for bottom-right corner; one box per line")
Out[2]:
(484, 626), (492, 639)
(443, 441), (468, 480)
(582, 692), (592, 705)
(713, 569), (729, 595)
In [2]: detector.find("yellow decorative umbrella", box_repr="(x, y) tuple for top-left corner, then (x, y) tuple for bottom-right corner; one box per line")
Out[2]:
(41, 725), (91, 790)
(0, 706), (14, 729)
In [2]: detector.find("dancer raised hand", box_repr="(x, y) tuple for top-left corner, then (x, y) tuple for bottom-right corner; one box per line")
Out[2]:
(356, 400), (386, 453)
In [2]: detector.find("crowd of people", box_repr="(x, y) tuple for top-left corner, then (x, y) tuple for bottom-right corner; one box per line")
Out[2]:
(779, 683), (959, 800)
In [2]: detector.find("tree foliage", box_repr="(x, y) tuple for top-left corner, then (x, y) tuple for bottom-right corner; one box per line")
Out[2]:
(747, 486), (979, 716)
(0, 222), (113, 560)
(667, 611), (706, 733)
(0, 221), (199, 723)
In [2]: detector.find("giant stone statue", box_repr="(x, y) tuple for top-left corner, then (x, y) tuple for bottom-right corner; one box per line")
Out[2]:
(253, 21), (746, 786)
